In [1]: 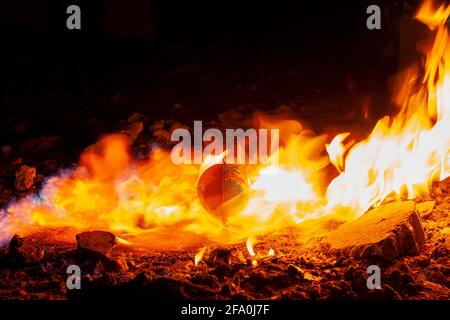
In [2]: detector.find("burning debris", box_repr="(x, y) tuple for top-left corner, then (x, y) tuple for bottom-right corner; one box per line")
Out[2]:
(6, 235), (45, 266)
(76, 231), (117, 257)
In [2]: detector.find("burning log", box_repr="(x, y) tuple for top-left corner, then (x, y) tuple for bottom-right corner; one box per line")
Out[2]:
(119, 121), (144, 143)
(76, 231), (116, 258)
(324, 201), (425, 260)
(207, 248), (232, 266)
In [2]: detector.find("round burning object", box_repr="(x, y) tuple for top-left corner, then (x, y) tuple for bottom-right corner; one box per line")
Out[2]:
(197, 164), (250, 221)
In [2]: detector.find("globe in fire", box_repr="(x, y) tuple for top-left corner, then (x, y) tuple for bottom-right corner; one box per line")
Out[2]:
(197, 164), (250, 221)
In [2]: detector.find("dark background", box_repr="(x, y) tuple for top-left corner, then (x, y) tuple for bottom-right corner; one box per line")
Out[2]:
(1, 0), (403, 64)
(0, 0), (424, 158)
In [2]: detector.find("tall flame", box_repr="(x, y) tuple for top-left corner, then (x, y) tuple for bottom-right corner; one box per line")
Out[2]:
(326, 0), (450, 216)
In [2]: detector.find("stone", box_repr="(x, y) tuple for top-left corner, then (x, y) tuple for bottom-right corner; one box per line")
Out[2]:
(127, 112), (148, 123)
(323, 201), (425, 260)
(207, 248), (232, 266)
(76, 231), (116, 257)
(7, 235), (45, 265)
(150, 120), (165, 131)
(95, 254), (129, 273)
(102, 254), (129, 273)
(416, 201), (435, 218)
(15, 165), (36, 191)
(286, 264), (305, 279)
(414, 255), (431, 267)
(119, 121), (144, 143)
(153, 129), (171, 140)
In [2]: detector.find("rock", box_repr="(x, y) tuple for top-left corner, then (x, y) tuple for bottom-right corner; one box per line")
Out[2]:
(152, 129), (171, 140)
(323, 280), (355, 299)
(431, 245), (449, 259)
(76, 231), (116, 257)
(150, 120), (165, 131)
(15, 165), (36, 190)
(414, 255), (431, 267)
(323, 201), (425, 260)
(209, 264), (230, 279)
(150, 120), (188, 142)
(343, 266), (367, 292)
(386, 262), (414, 288)
(190, 274), (220, 287)
(7, 235), (45, 265)
(119, 121), (144, 143)
(97, 254), (129, 273)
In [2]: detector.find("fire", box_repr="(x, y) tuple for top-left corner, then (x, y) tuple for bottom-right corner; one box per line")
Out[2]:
(0, 0), (449, 249)
(326, 0), (450, 216)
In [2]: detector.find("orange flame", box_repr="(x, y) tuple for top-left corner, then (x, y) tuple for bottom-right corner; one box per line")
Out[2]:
(326, 0), (450, 216)
(246, 237), (257, 257)
(194, 246), (207, 266)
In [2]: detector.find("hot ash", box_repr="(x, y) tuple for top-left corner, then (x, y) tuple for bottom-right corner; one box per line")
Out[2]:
(1, 0), (449, 250)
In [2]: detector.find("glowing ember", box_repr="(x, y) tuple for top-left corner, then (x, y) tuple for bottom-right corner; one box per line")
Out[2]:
(0, 0), (448, 250)
(326, 0), (450, 216)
